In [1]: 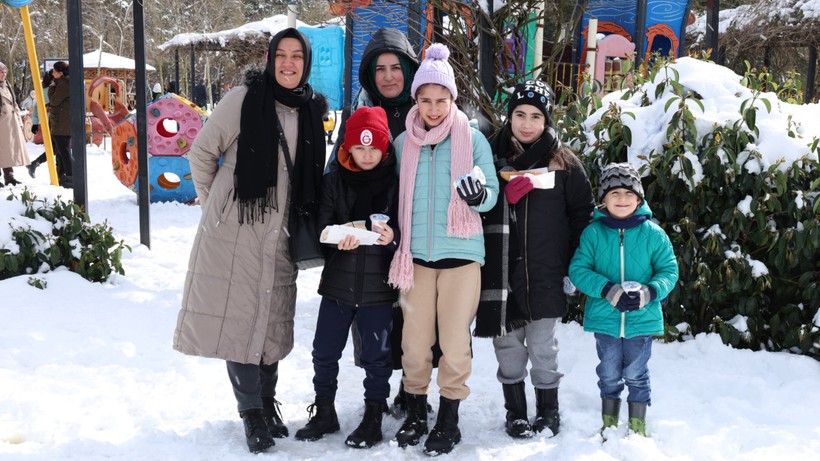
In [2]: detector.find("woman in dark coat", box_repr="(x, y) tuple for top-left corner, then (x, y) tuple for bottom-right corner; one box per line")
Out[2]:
(47, 61), (72, 187)
(173, 28), (327, 454)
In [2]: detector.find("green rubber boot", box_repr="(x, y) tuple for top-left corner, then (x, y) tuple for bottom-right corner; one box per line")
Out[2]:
(601, 399), (621, 433)
(628, 402), (647, 436)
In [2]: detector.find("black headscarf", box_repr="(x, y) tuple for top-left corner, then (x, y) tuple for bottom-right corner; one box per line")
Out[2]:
(234, 28), (326, 224)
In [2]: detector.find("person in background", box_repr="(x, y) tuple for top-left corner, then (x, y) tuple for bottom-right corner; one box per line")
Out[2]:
(474, 79), (594, 439)
(0, 61), (30, 187)
(568, 162), (678, 438)
(20, 90), (36, 112)
(193, 79), (207, 108)
(389, 43), (498, 456)
(322, 112), (335, 144)
(27, 70), (54, 178)
(295, 106), (399, 449)
(152, 83), (162, 101)
(47, 61), (72, 187)
(172, 28), (327, 454)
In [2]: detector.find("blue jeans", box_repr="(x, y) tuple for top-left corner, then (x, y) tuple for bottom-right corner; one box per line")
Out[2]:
(312, 297), (393, 401)
(594, 333), (653, 404)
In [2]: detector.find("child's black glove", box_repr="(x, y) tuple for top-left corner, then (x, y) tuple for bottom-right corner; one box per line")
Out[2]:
(456, 176), (486, 206)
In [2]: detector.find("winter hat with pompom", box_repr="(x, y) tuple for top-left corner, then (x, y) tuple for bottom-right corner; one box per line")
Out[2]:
(410, 43), (457, 100)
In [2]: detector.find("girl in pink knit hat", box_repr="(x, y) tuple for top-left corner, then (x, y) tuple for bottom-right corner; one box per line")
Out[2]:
(388, 43), (499, 456)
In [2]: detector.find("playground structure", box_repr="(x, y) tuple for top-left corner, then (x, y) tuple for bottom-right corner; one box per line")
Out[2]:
(328, 0), (694, 107)
(111, 93), (207, 203)
(579, 0), (695, 89)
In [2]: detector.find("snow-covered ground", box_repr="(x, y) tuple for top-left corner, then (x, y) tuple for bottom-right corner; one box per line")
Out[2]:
(2, 59), (820, 460)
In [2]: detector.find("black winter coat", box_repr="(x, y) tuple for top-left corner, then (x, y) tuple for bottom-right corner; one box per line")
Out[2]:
(476, 125), (594, 337)
(507, 158), (594, 319)
(316, 159), (400, 307)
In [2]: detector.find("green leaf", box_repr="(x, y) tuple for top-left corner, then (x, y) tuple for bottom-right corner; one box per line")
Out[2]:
(623, 125), (633, 146)
(745, 109), (757, 131)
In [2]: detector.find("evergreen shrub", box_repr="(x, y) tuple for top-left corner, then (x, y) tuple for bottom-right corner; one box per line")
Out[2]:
(0, 189), (129, 283)
(558, 57), (820, 357)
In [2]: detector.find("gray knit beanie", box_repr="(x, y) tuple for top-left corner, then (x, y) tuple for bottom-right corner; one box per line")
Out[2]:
(598, 162), (644, 201)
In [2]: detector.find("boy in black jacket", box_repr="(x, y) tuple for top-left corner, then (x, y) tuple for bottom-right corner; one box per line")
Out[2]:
(295, 106), (399, 449)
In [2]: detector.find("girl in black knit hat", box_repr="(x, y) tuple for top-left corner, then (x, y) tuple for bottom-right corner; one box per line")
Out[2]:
(475, 79), (595, 439)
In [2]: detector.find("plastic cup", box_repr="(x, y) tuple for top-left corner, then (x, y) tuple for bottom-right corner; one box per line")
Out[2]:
(370, 213), (389, 230)
(622, 281), (641, 292)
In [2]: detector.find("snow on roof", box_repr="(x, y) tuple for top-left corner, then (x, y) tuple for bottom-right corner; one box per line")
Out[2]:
(83, 49), (156, 71)
(687, 0), (820, 43)
(158, 14), (309, 51)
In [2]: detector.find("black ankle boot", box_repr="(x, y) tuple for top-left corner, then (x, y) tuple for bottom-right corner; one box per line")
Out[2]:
(239, 409), (275, 454)
(3, 168), (21, 186)
(394, 393), (429, 447)
(27, 158), (43, 178)
(502, 382), (533, 438)
(391, 381), (408, 417)
(423, 396), (461, 456)
(294, 396), (340, 441)
(345, 399), (387, 448)
(261, 397), (288, 438)
(533, 387), (560, 436)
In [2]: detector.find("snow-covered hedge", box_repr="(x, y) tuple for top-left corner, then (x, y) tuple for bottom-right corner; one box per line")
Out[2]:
(0, 189), (129, 283)
(560, 57), (819, 357)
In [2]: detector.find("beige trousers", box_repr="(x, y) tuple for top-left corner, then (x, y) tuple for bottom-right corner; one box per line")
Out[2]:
(400, 262), (481, 400)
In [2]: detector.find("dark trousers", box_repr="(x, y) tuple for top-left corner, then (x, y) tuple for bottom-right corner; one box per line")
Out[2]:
(312, 297), (393, 402)
(51, 135), (72, 177)
(226, 360), (279, 413)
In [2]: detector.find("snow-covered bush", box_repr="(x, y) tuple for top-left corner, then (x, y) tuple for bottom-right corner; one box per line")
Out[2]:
(560, 57), (820, 358)
(0, 189), (129, 283)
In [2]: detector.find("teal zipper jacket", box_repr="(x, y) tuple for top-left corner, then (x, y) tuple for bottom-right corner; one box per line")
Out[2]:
(568, 202), (678, 338)
(394, 124), (498, 264)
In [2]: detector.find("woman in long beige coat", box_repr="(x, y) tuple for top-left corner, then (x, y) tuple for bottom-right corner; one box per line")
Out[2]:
(0, 62), (30, 187)
(173, 28), (327, 454)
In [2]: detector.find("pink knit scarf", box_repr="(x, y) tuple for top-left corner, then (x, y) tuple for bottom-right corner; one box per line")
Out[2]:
(388, 102), (483, 291)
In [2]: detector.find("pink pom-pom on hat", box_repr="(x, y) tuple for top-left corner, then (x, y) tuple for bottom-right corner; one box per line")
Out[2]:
(410, 43), (458, 100)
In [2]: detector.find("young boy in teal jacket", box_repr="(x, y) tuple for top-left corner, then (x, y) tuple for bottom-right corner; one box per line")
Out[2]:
(568, 162), (678, 437)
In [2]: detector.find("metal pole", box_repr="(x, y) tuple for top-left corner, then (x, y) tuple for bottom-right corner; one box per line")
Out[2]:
(189, 45), (195, 100)
(634, 0), (647, 66)
(19, 6), (59, 186)
(706, 0), (720, 63)
(66, 0), (87, 208)
(287, 0), (298, 28)
(532, 2), (545, 77)
(806, 45), (817, 103)
(175, 48), (179, 93)
(134, 0), (150, 248)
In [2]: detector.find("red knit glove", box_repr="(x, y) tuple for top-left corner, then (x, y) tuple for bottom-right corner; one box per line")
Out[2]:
(505, 176), (534, 205)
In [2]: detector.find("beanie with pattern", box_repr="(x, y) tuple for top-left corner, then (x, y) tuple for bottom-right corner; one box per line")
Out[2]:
(598, 162), (644, 202)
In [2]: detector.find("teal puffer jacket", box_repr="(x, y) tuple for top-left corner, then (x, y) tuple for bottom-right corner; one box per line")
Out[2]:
(568, 202), (678, 338)
(394, 125), (498, 264)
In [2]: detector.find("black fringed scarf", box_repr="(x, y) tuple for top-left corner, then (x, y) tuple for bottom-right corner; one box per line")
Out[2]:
(474, 122), (560, 338)
(234, 28), (327, 225)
